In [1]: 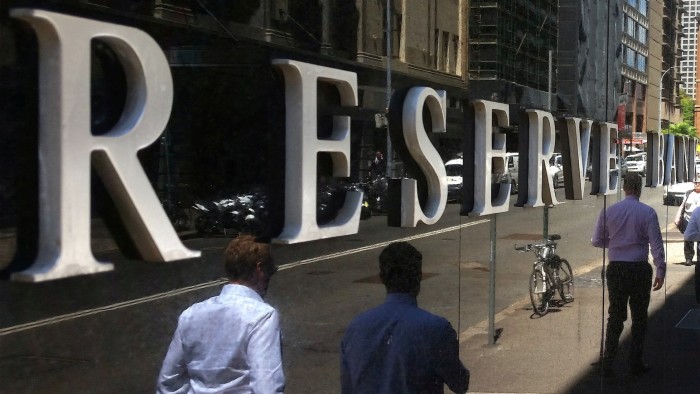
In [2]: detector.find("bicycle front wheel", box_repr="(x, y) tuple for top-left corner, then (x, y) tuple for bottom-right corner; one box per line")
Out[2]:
(529, 267), (550, 316)
(557, 259), (575, 303)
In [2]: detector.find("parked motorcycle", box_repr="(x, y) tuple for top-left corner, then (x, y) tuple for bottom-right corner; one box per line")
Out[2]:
(191, 189), (270, 237)
(366, 175), (389, 214)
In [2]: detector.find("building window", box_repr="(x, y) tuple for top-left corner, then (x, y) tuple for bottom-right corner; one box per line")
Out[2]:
(452, 35), (459, 74)
(639, 0), (647, 16)
(626, 17), (635, 37)
(434, 29), (439, 69)
(382, 8), (402, 59)
(442, 31), (449, 72)
(625, 46), (636, 67)
(636, 53), (646, 72)
(638, 26), (647, 44)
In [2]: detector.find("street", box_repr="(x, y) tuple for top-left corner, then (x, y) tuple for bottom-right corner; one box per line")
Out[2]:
(0, 184), (678, 393)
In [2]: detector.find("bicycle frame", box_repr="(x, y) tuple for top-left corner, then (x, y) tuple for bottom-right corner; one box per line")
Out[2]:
(516, 234), (574, 316)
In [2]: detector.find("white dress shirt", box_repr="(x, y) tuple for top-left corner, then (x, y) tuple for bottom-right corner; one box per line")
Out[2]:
(157, 284), (285, 393)
(683, 191), (700, 221)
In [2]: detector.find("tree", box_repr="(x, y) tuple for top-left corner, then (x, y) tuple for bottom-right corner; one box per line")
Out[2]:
(666, 121), (697, 137)
(681, 89), (695, 125)
(663, 89), (698, 138)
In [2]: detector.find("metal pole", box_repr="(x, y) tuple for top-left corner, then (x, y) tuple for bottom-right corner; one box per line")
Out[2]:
(385, 0), (393, 178)
(488, 214), (497, 345)
(544, 50), (552, 240)
(617, 128), (623, 201)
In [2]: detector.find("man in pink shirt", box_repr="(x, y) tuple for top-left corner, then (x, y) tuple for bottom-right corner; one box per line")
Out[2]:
(591, 174), (666, 377)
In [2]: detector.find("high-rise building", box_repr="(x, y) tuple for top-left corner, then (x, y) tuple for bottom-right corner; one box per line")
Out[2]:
(616, 0), (683, 150)
(557, 1), (622, 122)
(620, 0), (651, 148)
(468, 0), (558, 110)
(651, 0), (685, 132)
(681, 0), (699, 99)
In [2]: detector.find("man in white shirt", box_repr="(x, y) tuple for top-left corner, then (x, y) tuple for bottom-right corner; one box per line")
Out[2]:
(681, 207), (700, 303)
(675, 181), (700, 265)
(157, 235), (285, 393)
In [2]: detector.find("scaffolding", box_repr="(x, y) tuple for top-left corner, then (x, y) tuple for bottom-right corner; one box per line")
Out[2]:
(469, 0), (558, 92)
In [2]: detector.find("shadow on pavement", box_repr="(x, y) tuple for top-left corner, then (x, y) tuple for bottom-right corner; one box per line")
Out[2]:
(563, 274), (700, 393)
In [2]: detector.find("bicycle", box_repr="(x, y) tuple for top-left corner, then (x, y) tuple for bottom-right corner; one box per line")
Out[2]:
(515, 234), (574, 316)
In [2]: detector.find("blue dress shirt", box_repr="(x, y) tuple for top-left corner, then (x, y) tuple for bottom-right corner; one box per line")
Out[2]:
(340, 293), (469, 394)
(684, 207), (700, 242)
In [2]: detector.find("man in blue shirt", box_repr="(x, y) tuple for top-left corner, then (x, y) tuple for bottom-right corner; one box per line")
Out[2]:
(591, 174), (666, 377)
(340, 242), (469, 393)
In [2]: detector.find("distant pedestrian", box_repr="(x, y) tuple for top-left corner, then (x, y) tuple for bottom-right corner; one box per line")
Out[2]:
(340, 242), (469, 394)
(157, 235), (284, 393)
(680, 207), (700, 303)
(674, 180), (700, 265)
(591, 173), (666, 377)
(370, 150), (385, 178)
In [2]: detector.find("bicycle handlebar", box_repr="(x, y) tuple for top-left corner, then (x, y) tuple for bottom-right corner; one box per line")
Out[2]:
(514, 244), (532, 252)
(514, 234), (561, 253)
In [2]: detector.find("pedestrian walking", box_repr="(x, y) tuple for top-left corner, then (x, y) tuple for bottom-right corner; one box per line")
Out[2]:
(340, 242), (469, 394)
(157, 234), (284, 393)
(674, 180), (700, 265)
(370, 150), (386, 178)
(680, 207), (700, 303)
(591, 174), (666, 377)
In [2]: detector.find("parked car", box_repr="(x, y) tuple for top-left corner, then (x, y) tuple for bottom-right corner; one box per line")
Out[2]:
(626, 153), (647, 176)
(549, 154), (564, 188)
(505, 153), (519, 194)
(586, 157), (628, 180)
(612, 157), (628, 178)
(491, 153), (519, 195)
(446, 153), (519, 201)
(445, 158), (463, 202)
(663, 182), (694, 206)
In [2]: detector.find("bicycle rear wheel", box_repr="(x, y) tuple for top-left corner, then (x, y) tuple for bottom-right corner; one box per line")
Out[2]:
(529, 267), (550, 316)
(557, 259), (574, 303)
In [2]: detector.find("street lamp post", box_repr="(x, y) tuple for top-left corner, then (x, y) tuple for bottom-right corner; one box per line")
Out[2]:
(658, 66), (678, 135)
(385, 0), (393, 178)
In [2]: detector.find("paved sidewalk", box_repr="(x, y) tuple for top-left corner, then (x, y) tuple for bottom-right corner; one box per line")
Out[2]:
(460, 229), (700, 394)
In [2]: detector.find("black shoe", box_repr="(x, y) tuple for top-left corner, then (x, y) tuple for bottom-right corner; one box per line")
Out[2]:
(630, 363), (650, 376)
(684, 260), (692, 266)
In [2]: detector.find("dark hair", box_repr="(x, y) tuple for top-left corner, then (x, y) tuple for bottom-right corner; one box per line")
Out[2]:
(223, 234), (272, 281)
(379, 242), (422, 293)
(623, 173), (643, 197)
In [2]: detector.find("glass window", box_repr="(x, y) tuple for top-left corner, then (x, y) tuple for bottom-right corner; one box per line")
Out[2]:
(0, 3), (689, 393)
(636, 53), (646, 72)
(625, 46), (636, 67)
(639, 0), (648, 16)
(626, 17), (636, 37)
(638, 26), (647, 44)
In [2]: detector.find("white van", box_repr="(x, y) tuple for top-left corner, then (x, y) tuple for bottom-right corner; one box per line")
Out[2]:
(445, 153), (519, 201)
(445, 158), (463, 202)
(626, 152), (647, 176)
(495, 153), (519, 195)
